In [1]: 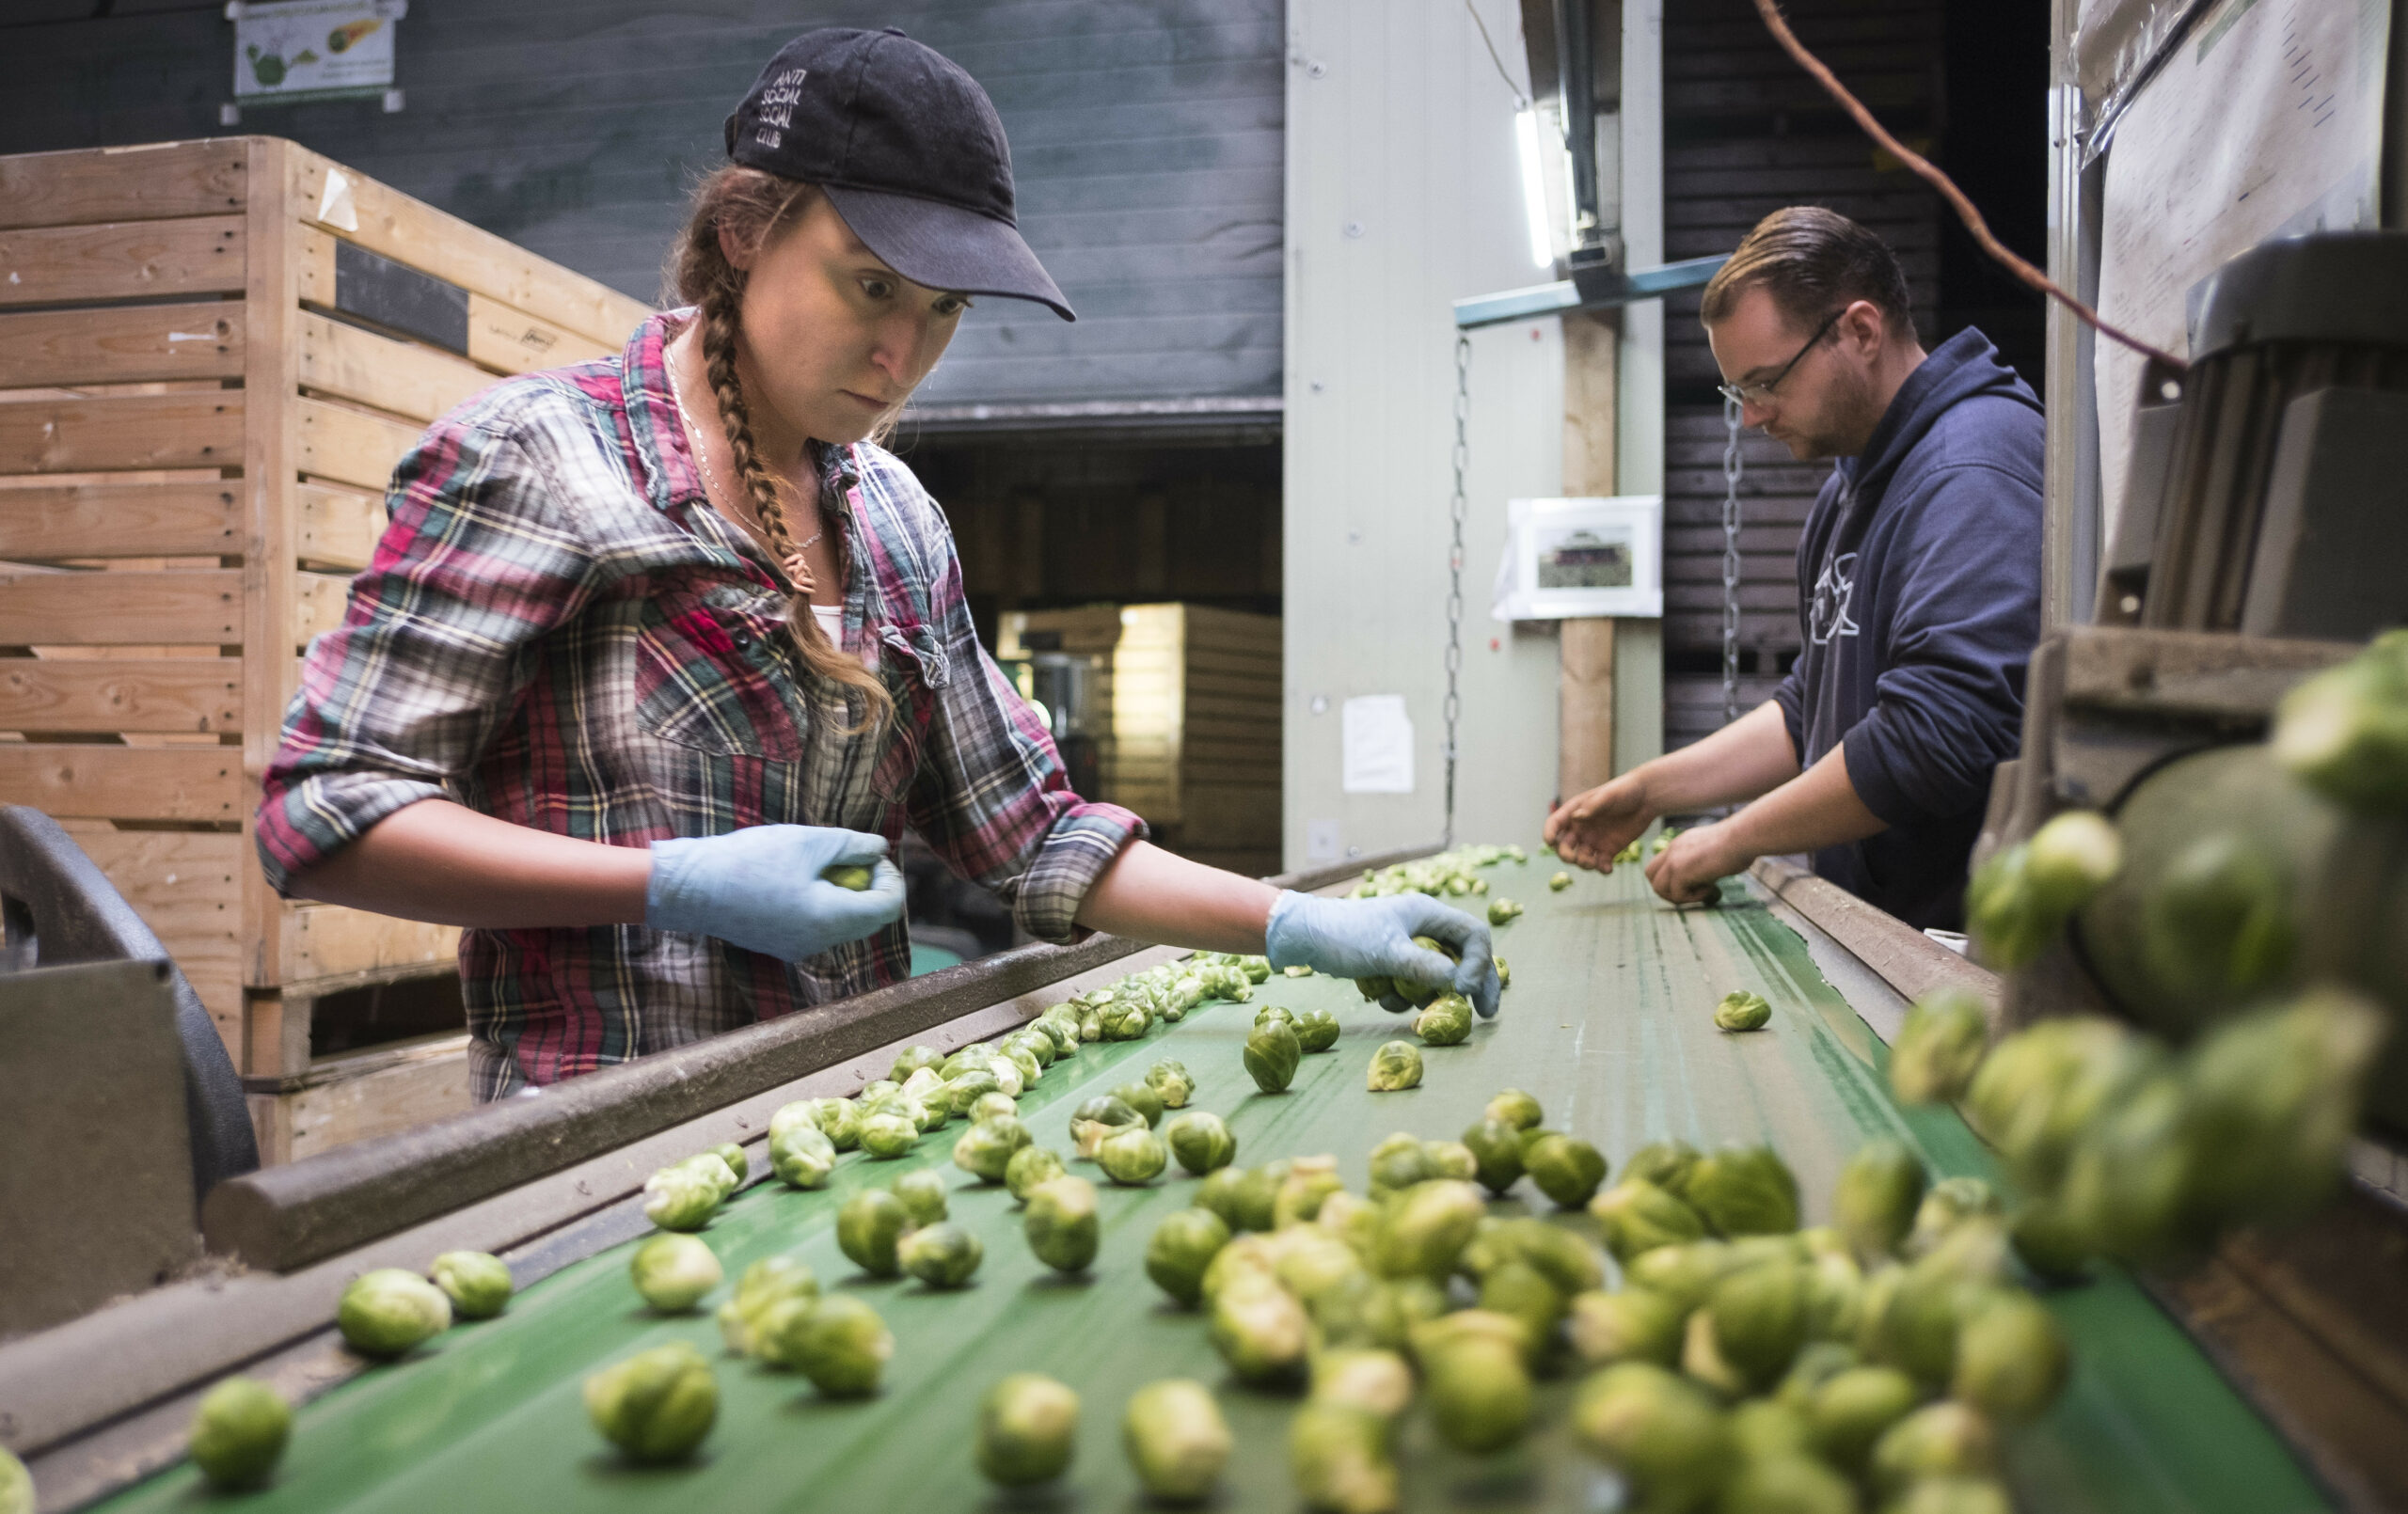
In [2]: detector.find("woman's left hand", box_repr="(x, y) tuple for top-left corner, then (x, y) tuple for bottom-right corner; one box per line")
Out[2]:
(1643, 821), (1752, 906)
(1264, 891), (1501, 1017)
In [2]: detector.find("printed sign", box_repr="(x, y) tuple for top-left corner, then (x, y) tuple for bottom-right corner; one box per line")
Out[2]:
(231, 0), (406, 102)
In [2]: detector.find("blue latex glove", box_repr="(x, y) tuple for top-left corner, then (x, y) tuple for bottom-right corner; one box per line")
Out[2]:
(1264, 891), (1502, 1017)
(645, 825), (905, 962)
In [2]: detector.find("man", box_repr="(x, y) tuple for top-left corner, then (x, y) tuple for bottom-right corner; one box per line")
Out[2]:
(1545, 207), (2041, 930)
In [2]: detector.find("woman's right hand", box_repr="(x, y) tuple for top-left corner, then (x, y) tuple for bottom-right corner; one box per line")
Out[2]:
(645, 825), (905, 961)
(1544, 774), (1655, 872)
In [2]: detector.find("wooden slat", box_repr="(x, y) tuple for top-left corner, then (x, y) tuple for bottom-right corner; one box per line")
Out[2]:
(466, 292), (613, 376)
(0, 655), (241, 732)
(296, 481), (381, 572)
(293, 571), (350, 647)
(0, 568), (240, 644)
(0, 300), (242, 389)
(0, 140), (247, 231)
(0, 744), (242, 821)
(0, 391), (242, 476)
(294, 225), (334, 308)
(279, 905), (459, 991)
(0, 217), (245, 309)
(290, 148), (651, 352)
(0, 481), (239, 560)
(296, 397), (420, 492)
(249, 1033), (471, 1166)
(298, 310), (494, 424)
(74, 828), (243, 1059)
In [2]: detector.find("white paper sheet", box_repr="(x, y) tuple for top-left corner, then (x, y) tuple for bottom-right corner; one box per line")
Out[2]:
(1340, 695), (1416, 795)
(2094, 0), (2389, 543)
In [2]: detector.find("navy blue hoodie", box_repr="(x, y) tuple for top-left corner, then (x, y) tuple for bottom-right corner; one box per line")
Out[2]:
(1770, 327), (2043, 931)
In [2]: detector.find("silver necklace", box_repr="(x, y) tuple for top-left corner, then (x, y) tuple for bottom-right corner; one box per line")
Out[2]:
(665, 341), (823, 586)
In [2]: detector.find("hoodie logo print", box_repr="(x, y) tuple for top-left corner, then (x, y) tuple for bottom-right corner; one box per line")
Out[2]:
(1809, 551), (1860, 644)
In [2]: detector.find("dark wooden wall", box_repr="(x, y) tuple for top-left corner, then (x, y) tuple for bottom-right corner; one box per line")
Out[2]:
(0, 0), (1286, 410)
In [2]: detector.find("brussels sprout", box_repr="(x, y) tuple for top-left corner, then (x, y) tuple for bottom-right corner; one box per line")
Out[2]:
(715, 1256), (818, 1354)
(1212, 1272), (1311, 1382)
(1256, 1004), (1296, 1029)
(999, 1145), (1066, 1206)
(1687, 1144), (1800, 1236)
(1860, 1242), (1993, 1386)
(1798, 1364), (1920, 1474)
(1624, 1240), (1740, 1314)
(642, 1166), (722, 1232)
(803, 1097), (861, 1150)
(1869, 1402), (1998, 1497)
(1111, 1080), (1167, 1129)
(1477, 1260), (1564, 1364)
(1803, 1248), (1867, 1343)
(1883, 1476), (2017, 1514)
(1715, 990), (1773, 1032)
(1703, 1261), (1810, 1390)
(584, 1342), (716, 1462)
(1571, 1362), (1731, 1512)
(427, 1250), (513, 1320)
(1265, 1007), (1332, 1054)
(1420, 1318), (1534, 1452)
(1549, 870), (1575, 891)
(0, 1450), (27, 1514)
(859, 1109), (920, 1159)
(1372, 1179), (1487, 1279)
(1726, 1398), (1814, 1464)
(943, 1067), (1004, 1114)
(1117, 1378), (1231, 1502)
(1145, 1058), (1196, 1109)
(1195, 1165), (1248, 1229)
(879, 1042), (938, 1086)
(1414, 993), (1474, 1046)
(1459, 1118), (1526, 1195)
(1246, 1020), (1305, 1093)
(1486, 1088), (1544, 1130)
(899, 1221), (984, 1288)
(1070, 1094), (1146, 1158)
(1615, 1142), (1695, 1199)
(1565, 1287), (1685, 1368)
(1774, 1340), (1861, 1411)
(1165, 1111), (1238, 1175)
(769, 1294), (894, 1397)
(1079, 1005), (1106, 1041)
(1023, 1175), (1101, 1273)
(1964, 1015), (2152, 1192)
(1098, 1126), (1170, 1186)
(1832, 1141), (1928, 1265)
(1591, 1177), (1708, 1263)
(1277, 1228), (1370, 1317)
(971, 1372), (1079, 1487)
(1951, 1290), (2068, 1424)
(2271, 638), (2408, 810)
(969, 1091), (1019, 1125)
(1520, 1133), (1608, 1207)
(1354, 974), (1396, 1004)
(629, 1233), (722, 1312)
(2007, 1200), (2093, 1283)
(1146, 1207), (1233, 1306)
(1889, 990), (1990, 1107)
(1101, 998), (1152, 1040)
(2144, 829), (2301, 1002)
(836, 1189), (910, 1279)
(1367, 1131), (1438, 1196)
(1719, 1454), (1857, 1514)
(1290, 1401), (1398, 1514)
(953, 1113), (1033, 1184)
(767, 1121), (836, 1190)
(2182, 989), (2386, 1233)
(1275, 1155), (1345, 1226)
(1311, 1349), (1416, 1418)
(1423, 1140), (1480, 1184)
(188, 1376), (290, 1490)
(1966, 844), (2053, 969)
(768, 1098), (818, 1140)
(1907, 1176), (2002, 1257)
(1005, 1028), (1056, 1068)
(900, 1065), (950, 1115)
(1365, 1040), (1423, 1093)
(337, 1269), (452, 1358)
(997, 1041), (1043, 1087)
(861, 1078), (902, 1102)
(2021, 809), (2121, 913)
(1487, 897), (1524, 926)
(891, 1168), (950, 1226)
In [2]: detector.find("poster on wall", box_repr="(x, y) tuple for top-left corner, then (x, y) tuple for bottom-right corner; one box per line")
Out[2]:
(2093, 0), (2390, 542)
(230, 0), (407, 103)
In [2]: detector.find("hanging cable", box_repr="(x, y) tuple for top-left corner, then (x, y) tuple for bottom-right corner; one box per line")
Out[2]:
(1442, 332), (1471, 848)
(1749, 0), (2186, 373)
(1464, 0), (1530, 108)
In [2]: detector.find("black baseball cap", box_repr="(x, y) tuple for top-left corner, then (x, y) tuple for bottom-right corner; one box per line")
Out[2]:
(725, 27), (1074, 323)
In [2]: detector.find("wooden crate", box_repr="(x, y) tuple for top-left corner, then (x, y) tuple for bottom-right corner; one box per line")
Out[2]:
(997, 604), (1281, 872)
(0, 138), (653, 1155)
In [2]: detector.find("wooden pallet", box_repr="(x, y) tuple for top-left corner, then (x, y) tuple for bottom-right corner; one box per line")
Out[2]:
(0, 138), (653, 1157)
(996, 603), (1280, 851)
(245, 1032), (475, 1167)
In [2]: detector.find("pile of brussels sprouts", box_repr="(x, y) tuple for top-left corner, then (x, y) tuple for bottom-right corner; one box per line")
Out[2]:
(1346, 844), (1525, 901)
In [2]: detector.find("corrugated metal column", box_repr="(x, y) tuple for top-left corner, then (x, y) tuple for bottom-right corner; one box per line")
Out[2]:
(1612, 0), (1667, 773)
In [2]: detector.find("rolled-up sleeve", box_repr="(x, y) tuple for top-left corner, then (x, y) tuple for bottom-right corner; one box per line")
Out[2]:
(256, 415), (597, 893)
(899, 534), (1145, 943)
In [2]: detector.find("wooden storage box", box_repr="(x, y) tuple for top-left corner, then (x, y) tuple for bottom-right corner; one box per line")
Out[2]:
(996, 603), (1281, 875)
(0, 137), (653, 1160)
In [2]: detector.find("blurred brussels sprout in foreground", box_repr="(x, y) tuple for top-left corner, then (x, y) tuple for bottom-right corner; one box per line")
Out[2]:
(858, 1109), (920, 1159)
(970, 1090), (1018, 1125)
(1835, 1141), (1929, 1262)
(1966, 844), (2052, 970)
(1290, 1402), (1398, 1514)
(2181, 988), (2386, 1233)
(892, 1168), (949, 1226)
(0, 1449), (27, 1514)
(1098, 1126), (1170, 1186)
(629, 1234), (721, 1313)
(1964, 1015), (2147, 1193)
(1166, 1110), (1238, 1175)
(1908, 1176), (2001, 1258)
(1802, 1363), (1918, 1475)
(1418, 1310), (1534, 1451)
(953, 1113), (1032, 1184)
(1869, 1402), (1998, 1498)
(715, 1255), (816, 1355)
(1123, 1379), (1232, 1502)
(1365, 1040), (1423, 1093)
(1703, 1260), (1810, 1391)
(2141, 830), (2296, 1003)
(769, 1121), (836, 1190)
(1005, 1143), (1069, 1203)
(1487, 897), (1524, 926)
(1571, 1362), (1730, 1512)
(1549, 870), (1574, 891)
(1025, 1175), (1101, 1273)
(1623, 1139), (1700, 1195)
(1951, 1290), (2069, 1424)
(1373, 1179), (1486, 1280)
(976, 1373), (1079, 1488)
(1715, 990), (1772, 1032)
(1882, 1475), (2017, 1514)
(899, 1222), (984, 1288)
(1486, 1088), (1543, 1130)
(1148, 1206), (1234, 1306)
(1146, 1058), (1196, 1109)
(1414, 993), (1474, 1046)
(836, 1190), (910, 1279)
(642, 1165), (722, 1232)
(1115, 1079), (1168, 1128)
(338, 1269), (451, 1358)
(770, 1294), (893, 1398)
(1566, 1287), (1684, 1369)
(1592, 1177), (1707, 1262)
(1890, 989), (1991, 1106)
(1687, 1143), (1800, 1236)
(809, 1096), (862, 1150)
(2026, 810), (2122, 912)
(1423, 1138), (1480, 1184)
(1524, 1133), (1608, 1207)
(1367, 1131), (1436, 1196)
(1246, 1020), (1304, 1093)
(1720, 1453), (1858, 1514)
(1070, 1094), (1146, 1158)
(2271, 633), (2408, 811)
(429, 1250), (512, 1319)
(188, 1377), (290, 1490)
(1462, 1118), (1526, 1195)
(1292, 1006), (1343, 1051)
(1212, 1274), (1310, 1382)
(584, 1342), (716, 1463)
(1275, 1155), (1346, 1227)
(1311, 1348), (1416, 1418)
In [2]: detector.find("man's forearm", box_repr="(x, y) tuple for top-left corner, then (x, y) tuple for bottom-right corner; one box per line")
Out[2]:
(1632, 701), (1800, 812)
(1723, 741), (1887, 859)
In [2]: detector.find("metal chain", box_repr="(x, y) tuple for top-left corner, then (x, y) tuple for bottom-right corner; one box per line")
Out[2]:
(1442, 332), (1471, 848)
(1720, 392), (1745, 726)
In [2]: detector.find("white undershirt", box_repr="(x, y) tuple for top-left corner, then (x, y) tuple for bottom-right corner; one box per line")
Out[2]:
(809, 603), (844, 643)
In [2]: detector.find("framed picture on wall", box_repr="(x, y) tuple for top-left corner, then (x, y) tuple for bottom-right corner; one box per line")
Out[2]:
(1491, 495), (1664, 621)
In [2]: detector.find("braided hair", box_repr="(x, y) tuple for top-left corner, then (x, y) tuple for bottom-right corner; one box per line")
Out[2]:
(666, 166), (895, 737)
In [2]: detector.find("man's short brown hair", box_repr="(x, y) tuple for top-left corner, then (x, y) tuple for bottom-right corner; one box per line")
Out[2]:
(1701, 206), (1914, 339)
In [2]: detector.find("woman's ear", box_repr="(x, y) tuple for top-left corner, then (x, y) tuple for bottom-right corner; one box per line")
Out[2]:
(717, 220), (756, 273)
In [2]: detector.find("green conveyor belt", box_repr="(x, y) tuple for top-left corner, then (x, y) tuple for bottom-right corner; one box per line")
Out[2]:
(96, 858), (2331, 1512)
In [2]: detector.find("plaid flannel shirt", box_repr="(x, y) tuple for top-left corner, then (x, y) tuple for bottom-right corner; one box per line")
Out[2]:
(258, 310), (1145, 1098)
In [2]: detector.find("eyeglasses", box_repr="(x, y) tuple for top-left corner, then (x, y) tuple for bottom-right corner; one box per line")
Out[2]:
(1717, 308), (1844, 407)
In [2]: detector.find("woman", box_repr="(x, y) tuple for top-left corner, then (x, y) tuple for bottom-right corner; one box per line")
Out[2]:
(257, 28), (1497, 1099)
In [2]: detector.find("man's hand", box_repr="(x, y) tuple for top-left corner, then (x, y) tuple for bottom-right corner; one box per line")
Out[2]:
(1545, 773), (1655, 872)
(1643, 819), (1753, 905)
